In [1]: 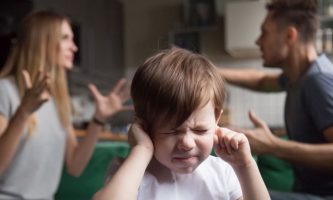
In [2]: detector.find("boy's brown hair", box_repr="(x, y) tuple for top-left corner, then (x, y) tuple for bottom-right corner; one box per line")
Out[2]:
(131, 47), (226, 133)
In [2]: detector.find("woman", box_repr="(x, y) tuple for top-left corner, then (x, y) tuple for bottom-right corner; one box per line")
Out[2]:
(0, 11), (132, 199)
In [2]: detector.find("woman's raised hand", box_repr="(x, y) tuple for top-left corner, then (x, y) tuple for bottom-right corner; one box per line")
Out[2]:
(19, 69), (51, 115)
(88, 78), (133, 121)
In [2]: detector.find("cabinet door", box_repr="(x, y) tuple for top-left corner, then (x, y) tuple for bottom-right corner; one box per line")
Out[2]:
(318, 0), (333, 55)
(85, 0), (124, 80)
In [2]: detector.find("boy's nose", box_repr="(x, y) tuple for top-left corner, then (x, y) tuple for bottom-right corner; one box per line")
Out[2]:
(177, 134), (196, 151)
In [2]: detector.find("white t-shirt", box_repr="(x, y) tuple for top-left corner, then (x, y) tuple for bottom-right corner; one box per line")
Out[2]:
(104, 155), (243, 200)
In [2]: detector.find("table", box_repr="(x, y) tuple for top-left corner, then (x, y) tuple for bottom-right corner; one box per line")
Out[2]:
(75, 129), (128, 141)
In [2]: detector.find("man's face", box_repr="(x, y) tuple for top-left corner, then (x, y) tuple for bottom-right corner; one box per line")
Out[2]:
(150, 101), (219, 174)
(256, 12), (288, 68)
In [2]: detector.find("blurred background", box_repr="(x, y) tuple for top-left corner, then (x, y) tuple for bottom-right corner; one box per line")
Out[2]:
(0, 0), (289, 131)
(3, 0), (333, 199)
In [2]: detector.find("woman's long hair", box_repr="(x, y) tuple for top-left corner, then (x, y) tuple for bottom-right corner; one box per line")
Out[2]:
(0, 11), (72, 136)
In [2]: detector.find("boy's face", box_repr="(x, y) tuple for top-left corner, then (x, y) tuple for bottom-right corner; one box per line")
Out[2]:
(151, 101), (220, 174)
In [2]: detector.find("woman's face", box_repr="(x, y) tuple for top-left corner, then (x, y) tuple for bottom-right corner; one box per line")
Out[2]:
(58, 21), (78, 69)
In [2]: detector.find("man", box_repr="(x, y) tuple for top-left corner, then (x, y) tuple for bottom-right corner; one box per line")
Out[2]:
(219, 0), (333, 199)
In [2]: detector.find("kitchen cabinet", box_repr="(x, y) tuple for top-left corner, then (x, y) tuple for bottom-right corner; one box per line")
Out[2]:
(169, 25), (221, 53)
(169, 0), (266, 60)
(168, 0), (223, 54)
(318, 0), (333, 55)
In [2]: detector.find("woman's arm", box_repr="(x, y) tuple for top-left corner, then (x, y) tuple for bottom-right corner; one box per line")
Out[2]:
(0, 109), (29, 175)
(64, 122), (101, 177)
(64, 78), (133, 177)
(0, 70), (50, 175)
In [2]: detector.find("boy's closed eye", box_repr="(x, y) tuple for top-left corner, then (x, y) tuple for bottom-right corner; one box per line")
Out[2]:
(193, 129), (208, 134)
(163, 129), (209, 135)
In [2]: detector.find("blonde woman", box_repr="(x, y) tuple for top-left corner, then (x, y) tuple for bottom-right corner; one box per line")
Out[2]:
(0, 11), (132, 199)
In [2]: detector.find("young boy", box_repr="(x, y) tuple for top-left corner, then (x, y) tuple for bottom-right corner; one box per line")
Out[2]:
(93, 47), (270, 200)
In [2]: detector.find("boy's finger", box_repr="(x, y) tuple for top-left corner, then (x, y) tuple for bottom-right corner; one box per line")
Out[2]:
(230, 133), (243, 150)
(215, 128), (226, 147)
(222, 129), (237, 154)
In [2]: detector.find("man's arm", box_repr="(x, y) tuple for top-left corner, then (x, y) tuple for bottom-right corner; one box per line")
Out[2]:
(218, 68), (282, 92)
(236, 111), (333, 173)
(269, 126), (333, 172)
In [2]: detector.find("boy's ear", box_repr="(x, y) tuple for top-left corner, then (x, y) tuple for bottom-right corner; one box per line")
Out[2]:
(216, 109), (223, 124)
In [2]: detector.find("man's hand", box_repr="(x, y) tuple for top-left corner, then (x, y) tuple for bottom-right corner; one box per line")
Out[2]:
(231, 110), (278, 155)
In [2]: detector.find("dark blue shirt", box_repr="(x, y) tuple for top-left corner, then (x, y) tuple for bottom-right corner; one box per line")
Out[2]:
(279, 54), (333, 196)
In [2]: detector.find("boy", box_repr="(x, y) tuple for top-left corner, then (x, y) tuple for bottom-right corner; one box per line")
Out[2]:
(93, 47), (270, 200)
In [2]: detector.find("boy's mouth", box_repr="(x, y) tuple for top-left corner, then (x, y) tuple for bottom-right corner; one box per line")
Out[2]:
(173, 156), (198, 163)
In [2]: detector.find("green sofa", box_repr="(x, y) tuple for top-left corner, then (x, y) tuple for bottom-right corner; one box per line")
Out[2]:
(55, 138), (294, 200)
(55, 142), (131, 200)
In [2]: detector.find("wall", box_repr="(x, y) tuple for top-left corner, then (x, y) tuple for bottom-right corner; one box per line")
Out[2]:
(33, 0), (126, 124)
(34, 0), (124, 95)
(120, 0), (184, 78)
(122, 0), (285, 128)
(220, 60), (285, 128)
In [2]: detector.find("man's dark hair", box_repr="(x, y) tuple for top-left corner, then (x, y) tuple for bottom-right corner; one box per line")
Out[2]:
(267, 0), (320, 44)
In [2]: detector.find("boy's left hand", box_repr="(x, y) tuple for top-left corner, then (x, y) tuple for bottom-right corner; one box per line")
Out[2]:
(214, 127), (253, 168)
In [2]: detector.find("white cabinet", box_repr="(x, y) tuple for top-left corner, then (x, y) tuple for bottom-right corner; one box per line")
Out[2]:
(224, 0), (266, 58)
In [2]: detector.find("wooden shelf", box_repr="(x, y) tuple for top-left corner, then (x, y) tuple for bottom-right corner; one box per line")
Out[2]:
(75, 129), (128, 141)
(170, 25), (221, 34)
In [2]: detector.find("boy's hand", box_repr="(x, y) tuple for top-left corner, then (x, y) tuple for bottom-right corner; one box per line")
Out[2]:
(214, 127), (253, 168)
(128, 122), (154, 154)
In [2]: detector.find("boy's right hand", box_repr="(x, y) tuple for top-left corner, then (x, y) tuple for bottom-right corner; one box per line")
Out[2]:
(19, 69), (51, 116)
(128, 121), (154, 153)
